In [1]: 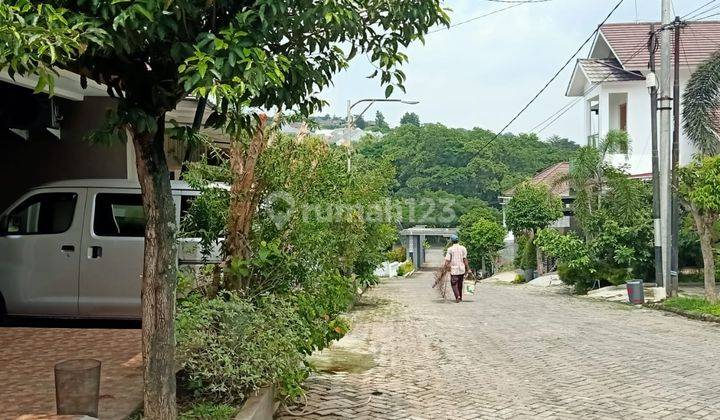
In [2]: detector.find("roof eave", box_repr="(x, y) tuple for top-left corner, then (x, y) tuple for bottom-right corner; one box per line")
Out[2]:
(566, 61), (589, 97)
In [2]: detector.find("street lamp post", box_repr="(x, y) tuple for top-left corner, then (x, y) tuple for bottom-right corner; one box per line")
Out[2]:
(346, 98), (420, 129)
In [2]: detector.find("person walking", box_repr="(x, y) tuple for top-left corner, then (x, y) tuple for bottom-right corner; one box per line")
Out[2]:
(444, 234), (469, 303)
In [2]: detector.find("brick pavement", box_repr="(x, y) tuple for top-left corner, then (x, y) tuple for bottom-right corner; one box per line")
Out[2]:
(0, 326), (142, 419)
(278, 271), (720, 419)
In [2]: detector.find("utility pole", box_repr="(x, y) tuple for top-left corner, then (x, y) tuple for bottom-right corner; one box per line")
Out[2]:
(671, 16), (684, 297)
(648, 24), (663, 288)
(658, 0), (673, 294)
(346, 99), (353, 130)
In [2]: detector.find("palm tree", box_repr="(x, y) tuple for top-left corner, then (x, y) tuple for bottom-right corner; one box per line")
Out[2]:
(683, 52), (720, 156)
(560, 130), (630, 232)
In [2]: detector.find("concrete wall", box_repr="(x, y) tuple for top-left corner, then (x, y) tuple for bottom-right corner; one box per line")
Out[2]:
(0, 96), (127, 211)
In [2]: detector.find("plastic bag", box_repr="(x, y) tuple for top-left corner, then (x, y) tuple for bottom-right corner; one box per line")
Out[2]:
(465, 281), (475, 295)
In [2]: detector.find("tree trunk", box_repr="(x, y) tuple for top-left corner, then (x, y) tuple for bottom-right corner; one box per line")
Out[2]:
(533, 229), (544, 275)
(225, 114), (268, 290)
(132, 114), (177, 420)
(692, 210), (717, 303)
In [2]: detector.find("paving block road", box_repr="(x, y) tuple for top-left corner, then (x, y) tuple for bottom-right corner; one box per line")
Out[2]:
(278, 270), (720, 419)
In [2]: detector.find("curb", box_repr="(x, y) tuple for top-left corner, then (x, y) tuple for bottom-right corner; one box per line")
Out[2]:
(235, 385), (276, 420)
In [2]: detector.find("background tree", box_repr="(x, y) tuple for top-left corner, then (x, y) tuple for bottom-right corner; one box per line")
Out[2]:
(374, 110), (390, 132)
(459, 218), (506, 275)
(505, 183), (563, 274)
(0, 1), (449, 417)
(356, 124), (577, 205)
(355, 115), (367, 130)
(400, 111), (421, 126)
(679, 157), (720, 303)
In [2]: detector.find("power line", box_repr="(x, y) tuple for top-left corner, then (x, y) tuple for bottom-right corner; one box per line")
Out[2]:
(475, 0), (626, 152)
(692, 9), (720, 20)
(427, 3), (525, 34)
(682, 0), (720, 20)
(533, 36), (652, 135)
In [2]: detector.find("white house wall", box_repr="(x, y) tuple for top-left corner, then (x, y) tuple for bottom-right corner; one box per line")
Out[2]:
(583, 73), (697, 176)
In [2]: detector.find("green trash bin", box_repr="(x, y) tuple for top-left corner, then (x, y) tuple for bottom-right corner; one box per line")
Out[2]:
(626, 280), (645, 304)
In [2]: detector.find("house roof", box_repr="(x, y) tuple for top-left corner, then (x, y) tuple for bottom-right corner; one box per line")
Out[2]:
(579, 58), (644, 83)
(503, 162), (570, 198)
(599, 21), (720, 71)
(566, 58), (645, 96)
(567, 21), (720, 96)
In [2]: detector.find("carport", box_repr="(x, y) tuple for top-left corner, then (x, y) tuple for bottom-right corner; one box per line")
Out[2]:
(399, 226), (457, 269)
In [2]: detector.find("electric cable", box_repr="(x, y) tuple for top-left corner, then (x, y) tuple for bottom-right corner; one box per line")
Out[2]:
(683, 0), (720, 20)
(427, 3), (525, 34)
(533, 35), (652, 134)
(475, 0), (626, 152)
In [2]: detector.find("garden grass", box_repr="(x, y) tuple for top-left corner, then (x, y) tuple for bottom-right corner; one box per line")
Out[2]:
(662, 296), (720, 317)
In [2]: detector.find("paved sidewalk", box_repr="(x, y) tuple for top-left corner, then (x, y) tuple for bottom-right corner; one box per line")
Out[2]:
(278, 271), (720, 419)
(0, 326), (142, 420)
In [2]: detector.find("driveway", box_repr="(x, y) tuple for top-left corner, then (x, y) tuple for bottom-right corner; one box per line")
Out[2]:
(0, 323), (142, 419)
(278, 271), (720, 419)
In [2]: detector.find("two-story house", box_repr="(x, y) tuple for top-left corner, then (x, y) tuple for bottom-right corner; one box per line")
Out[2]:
(566, 21), (720, 176)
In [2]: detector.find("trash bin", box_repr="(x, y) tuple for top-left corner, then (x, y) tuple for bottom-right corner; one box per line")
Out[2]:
(626, 280), (645, 304)
(55, 359), (101, 417)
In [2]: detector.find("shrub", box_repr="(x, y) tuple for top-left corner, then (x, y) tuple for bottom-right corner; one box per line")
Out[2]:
(520, 238), (536, 270)
(513, 274), (525, 284)
(385, 246), (406, 263)
(513, 234), (529, 268)
(558, 263), (593, 294)
(176, 275), (354, 404)
(596, 264), (631, 286)
(397, 260), (414, 276)
(176, 292), (308, 403)
(179, 403), (236, 420)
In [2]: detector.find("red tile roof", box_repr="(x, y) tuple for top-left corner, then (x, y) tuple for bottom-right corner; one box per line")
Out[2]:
(504, 162), (570, 197)
(577, 58), (644, 83)
(600, 21), (720, 70)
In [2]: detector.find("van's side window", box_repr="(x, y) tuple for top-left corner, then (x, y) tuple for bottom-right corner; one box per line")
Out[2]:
(94, 194), (145, 237)
(6, 193), (77, 235)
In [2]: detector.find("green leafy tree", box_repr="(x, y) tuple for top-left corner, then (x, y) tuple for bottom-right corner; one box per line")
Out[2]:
(536, 175), (654, 292)
(505, 183), (563, 274)
(679, 156), (720, 303)
(356, 124), (577, 205)
(400, 111), (420, 126)
(0, 1), (449, 416)
(374, 110), (390, 132)
(459, 218), (506, 274)
(547, 135), (579, 151)
(355, 115), (367, 130)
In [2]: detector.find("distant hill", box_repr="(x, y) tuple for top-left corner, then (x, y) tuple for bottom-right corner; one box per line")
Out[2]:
(357, 124), (579, 206)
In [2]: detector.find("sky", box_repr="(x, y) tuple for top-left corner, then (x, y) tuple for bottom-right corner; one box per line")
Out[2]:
(316, 0), (716, 144)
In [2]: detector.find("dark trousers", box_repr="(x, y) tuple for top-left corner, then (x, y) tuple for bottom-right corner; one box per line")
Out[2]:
(450, 274), (464, 300)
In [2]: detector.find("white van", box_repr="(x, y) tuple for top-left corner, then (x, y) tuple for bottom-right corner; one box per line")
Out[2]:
(0, 179), (219, 320)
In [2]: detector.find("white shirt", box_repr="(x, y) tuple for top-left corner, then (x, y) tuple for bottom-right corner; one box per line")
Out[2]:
(445, 244), (467, 275)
